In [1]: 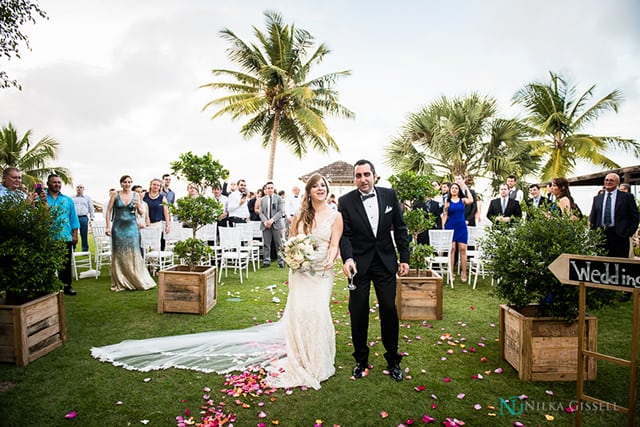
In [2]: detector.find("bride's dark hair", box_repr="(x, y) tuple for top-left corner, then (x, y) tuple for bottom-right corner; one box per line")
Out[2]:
(299, 174), (330, 235)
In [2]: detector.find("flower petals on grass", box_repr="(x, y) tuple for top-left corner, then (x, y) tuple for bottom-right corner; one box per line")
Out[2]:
(64, 411), (77, 419)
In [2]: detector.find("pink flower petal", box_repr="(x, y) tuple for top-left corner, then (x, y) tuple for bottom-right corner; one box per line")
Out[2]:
(64, 411), (77, 419)
(457, 393), (465, 399)
(443, 377), (451, 382)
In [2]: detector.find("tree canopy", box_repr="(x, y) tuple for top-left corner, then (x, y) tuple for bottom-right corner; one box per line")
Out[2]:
(0, 0), (47, 90)
(201, 10), (354, 179)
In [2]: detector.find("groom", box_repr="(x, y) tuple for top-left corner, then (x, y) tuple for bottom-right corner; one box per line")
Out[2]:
(339, 159), (410, 382)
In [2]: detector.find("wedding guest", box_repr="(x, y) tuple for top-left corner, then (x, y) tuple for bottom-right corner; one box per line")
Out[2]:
(227, 179), (250, 224)
(143, 178), (171, 246)
(0, 167), (29, 201)
(259, 181), (285, 268)
(249, 188), (263, 221)
(46, 174), (79, 295)
(442, 182), (475, 282)
(588, 173), (639, 258)
(72, 184), (95, 252)
(161, 173), (176, 207)
(132, 185), (150, 228)
(105, 175), (156, 291)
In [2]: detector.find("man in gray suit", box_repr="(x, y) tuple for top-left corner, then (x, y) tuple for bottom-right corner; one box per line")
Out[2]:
(259, 181), (285, 267)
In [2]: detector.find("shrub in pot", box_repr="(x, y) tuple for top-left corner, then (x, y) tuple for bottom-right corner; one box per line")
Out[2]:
(482, 207), (615, 320)
(482, 207), (616, 380)
(389, 171), (441, 320)
(168, 151), (228, 271)
(0, 194), (66, 302)
(388, 171), (437, 275)
(0, 193), (68, 365)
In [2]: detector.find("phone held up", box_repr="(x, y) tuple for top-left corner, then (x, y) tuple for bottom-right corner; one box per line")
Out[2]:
(35, 183), (43, 195)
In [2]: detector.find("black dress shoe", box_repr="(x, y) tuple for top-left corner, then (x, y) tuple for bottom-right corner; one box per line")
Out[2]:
(63, 287), (77, 296)
(278, 261), (284, 268)
(263, 262), (271, 268)
(352, 363), (368, 379)
(388, 363), (403, 382)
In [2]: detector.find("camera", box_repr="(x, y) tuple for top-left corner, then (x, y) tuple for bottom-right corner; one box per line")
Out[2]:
(35, 183), (43, 194)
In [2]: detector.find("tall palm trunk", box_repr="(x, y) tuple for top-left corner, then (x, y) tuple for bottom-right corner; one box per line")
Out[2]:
(267, 112), (281, 180)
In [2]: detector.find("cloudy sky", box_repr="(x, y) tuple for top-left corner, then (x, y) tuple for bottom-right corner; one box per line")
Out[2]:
(1, 0), (639, 210)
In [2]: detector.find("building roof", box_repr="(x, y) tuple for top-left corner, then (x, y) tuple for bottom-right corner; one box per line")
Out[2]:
(567, 165), (640, 186)
(299, 160), (354, 184)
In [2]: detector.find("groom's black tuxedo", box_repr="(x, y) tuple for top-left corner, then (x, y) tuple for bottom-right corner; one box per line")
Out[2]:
(339, 187), (410, 274)
(339, 186), (409, 368)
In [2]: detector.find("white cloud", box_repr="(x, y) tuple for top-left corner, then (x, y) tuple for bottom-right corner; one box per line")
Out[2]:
(0, 0), (638, 210)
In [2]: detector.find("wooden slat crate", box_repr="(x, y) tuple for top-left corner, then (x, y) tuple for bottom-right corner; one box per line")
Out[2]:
(0, 292), (67, 366)
(499, 304), (597, 381)
(158, 265), (217, 315)
(396, 269), (443, 320)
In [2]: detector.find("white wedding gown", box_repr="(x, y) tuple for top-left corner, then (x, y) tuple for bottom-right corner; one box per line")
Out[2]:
(91, 210), (337, 390)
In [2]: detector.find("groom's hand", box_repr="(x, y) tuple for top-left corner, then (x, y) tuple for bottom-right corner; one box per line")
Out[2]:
(342, 259), (357, 278)
(398, 262), (409, 276)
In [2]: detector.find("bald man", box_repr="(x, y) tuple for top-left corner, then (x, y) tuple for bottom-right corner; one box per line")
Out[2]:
(588, 173), (639, 258)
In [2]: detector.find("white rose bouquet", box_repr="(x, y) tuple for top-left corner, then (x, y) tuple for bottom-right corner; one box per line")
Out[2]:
(281, 234), (318, 274)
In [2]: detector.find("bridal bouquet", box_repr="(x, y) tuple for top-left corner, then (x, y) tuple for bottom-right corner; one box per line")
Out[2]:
(281, 234), (317, 274)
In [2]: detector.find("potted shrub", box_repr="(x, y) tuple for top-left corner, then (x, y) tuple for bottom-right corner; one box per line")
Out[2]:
(482, 207), (615, 380)
(388, 171), (441, 320)
(157, 152), (228, 315)
(0, 194), (68, 366)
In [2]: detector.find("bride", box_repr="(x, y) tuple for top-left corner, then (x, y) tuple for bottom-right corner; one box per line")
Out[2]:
(91, 174), (343, 390)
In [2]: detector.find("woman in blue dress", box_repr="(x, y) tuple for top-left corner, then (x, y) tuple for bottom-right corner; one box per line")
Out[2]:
(442, 182), (475, 282)
(105, 175), (156, 291)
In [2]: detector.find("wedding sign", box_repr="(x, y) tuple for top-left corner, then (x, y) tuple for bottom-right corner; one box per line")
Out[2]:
(548, 254), (640, 291)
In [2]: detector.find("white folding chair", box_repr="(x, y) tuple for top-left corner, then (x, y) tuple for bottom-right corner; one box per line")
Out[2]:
(72, 249), (95, 280)
(164, 221), (186, 253)
(91, 222), (111, 278)
(217, 226), (249, 283)
(196, 223), (220, 267)
(428, 229), (455, 288)
(464, 226), (485, 277)
(236, 222), (260, 271)
(251, 220), (265, 260)
(140, 226), (174, 274)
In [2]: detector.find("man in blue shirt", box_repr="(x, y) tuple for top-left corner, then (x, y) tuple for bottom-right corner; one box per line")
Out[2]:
(46, 174), (80, 296)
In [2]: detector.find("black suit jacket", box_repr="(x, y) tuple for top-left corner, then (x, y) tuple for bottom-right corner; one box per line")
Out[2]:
(526, 196), (550, 209)
(339, 187), (410, 274)
(414, 199), (442, 244)
(487, 197), (522, 223)
(589, 190), (639, 238)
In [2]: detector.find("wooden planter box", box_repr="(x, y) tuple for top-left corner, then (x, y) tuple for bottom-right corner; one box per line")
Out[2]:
(499, 304), (597, 381)
(0, 292), (67, 366)
(396, 269), (443, 320)
(158, 265), (217, 315)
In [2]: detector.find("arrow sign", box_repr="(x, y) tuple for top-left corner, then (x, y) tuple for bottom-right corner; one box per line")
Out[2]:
(549, 254), (640, 291)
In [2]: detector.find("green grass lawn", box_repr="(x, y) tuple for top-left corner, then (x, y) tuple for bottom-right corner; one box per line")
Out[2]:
(0, 260), (637, 427)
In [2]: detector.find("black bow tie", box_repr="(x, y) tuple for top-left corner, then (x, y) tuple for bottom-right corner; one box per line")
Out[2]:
(361, 193), (375, 201)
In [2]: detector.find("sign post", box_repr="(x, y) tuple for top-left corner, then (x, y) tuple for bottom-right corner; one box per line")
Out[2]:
(549, 254), (639, 427)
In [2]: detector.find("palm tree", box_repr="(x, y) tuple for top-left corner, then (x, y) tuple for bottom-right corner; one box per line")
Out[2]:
(385, 93), (537, 189)
(0, 122), (72, 188)
(200, 11), (354, 180)
(512, 71), (639, 181)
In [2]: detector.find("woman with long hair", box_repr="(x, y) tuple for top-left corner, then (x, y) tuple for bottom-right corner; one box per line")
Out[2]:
(550, 177), (580, 217)
(105, 175), (156, 291)
(442, 182), (475, 282)
(92, 174), (343, 390)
